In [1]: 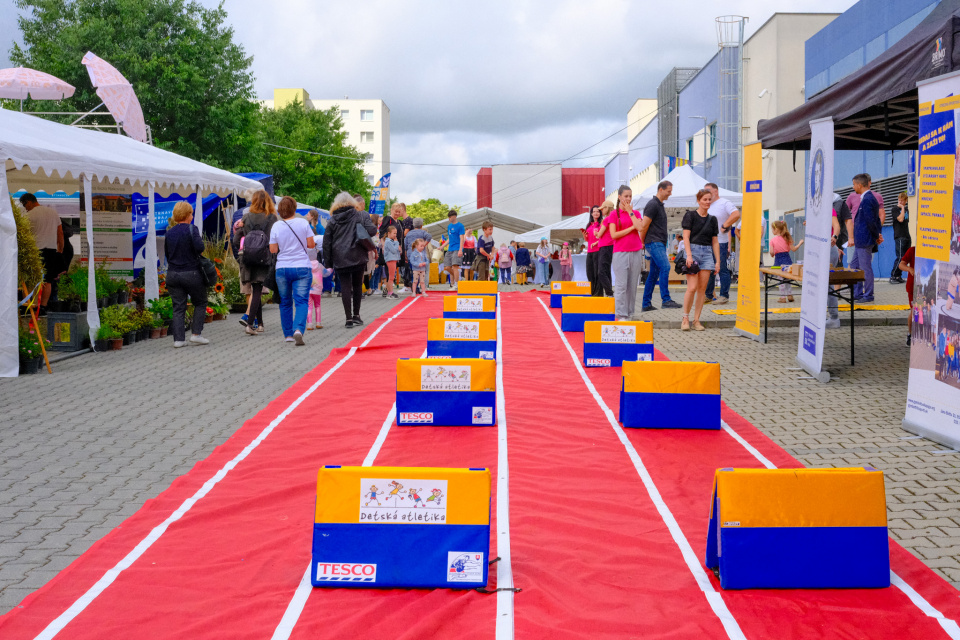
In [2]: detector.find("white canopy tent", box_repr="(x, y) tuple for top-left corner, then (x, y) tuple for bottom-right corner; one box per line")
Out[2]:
(0, 108), (261, 377)
(632, 164), (743, 209)
(514, 211), (592, 245)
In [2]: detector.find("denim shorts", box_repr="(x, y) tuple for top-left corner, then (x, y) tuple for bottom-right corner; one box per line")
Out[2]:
(689, 244), (715, 272)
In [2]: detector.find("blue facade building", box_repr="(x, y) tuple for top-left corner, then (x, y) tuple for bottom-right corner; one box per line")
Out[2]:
(677, 53), (720, 183)
(805, 0), (939, 188)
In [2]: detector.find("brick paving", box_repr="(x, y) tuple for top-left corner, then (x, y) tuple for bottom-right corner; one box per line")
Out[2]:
(1, 279), (956, 615)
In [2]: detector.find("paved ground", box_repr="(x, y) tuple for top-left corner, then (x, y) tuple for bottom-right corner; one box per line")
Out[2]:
(3, 280), (955, 615)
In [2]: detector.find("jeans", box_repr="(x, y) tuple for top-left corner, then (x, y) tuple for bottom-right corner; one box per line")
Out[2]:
(892, 237), (910, 279)
(275, 266), (312, 336)
(642, 242), (673, 307)
(705, 242), (730, 299)
(337, 266), (364, 319)
(850, 245), (875, 299)
(828, 245), (840, 319)
(166, 269), (207, 342)
(597, 245), (613, 295)
(369, 265), (382, 291)
(612, 250), (643, 318)
(500, 266), (512, 283)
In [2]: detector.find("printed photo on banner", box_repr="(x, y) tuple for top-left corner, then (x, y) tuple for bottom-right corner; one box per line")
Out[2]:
(359, 478), (448, 523)
(600, 324), (636, 343)
(420, 365), (471, 390)
(443, 321), (480, 340)
(455, 297), (484, 312)
(447, 551), (484, 583)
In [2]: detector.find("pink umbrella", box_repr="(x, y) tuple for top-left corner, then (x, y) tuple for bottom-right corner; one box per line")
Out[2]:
(81, 52), (147, 143)
(0, 67), (75, 110)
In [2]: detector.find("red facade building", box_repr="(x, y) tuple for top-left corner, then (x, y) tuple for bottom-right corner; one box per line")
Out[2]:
(476, 167), (603, 216)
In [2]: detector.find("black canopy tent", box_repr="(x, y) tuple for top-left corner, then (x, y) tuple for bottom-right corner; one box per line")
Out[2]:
(757, 0), (960, 151)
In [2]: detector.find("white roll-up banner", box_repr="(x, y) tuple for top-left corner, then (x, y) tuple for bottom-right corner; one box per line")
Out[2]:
(795, 117), (834, 381)
(904, 71), (960, 449)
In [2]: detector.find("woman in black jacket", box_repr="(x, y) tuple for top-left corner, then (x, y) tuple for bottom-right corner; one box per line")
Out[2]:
(164, 202), (209, 347)
(323, 192), (379, 328)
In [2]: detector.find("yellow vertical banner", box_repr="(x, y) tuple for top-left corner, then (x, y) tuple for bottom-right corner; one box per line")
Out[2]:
(735, 142), (763, 340)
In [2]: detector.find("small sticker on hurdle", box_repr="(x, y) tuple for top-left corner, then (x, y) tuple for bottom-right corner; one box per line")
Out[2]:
(472, 407), (493, 424)
(722, 521), (741, 527)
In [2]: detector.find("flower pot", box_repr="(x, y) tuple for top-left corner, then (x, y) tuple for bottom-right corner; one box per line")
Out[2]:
(79, 301), (88, 312)
(19, 357), (41, 375)
(204, 315), (213, 324)
(213, 313), (225, 321)
(125, 330), (138, 344)
(69, 301), (81, 313)
(107, 293), (118, 306)
(97, 297), (108, 309)
(95, 338), (108, 352)
(160, 326), (168, 337)
(109, 338), (123, 350)
(117, 291), (129, 304)
(47, 300), (61, 313)
(150, 328), (161, 339)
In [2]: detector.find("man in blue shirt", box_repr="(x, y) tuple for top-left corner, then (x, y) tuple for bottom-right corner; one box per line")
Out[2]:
(849, 173), (883, 302)
(444, 210), (465, 288)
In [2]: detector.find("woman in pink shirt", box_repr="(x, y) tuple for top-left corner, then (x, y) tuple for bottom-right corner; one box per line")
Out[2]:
(607, 186), (644, 320)
(595, 201), (615, 296)
(583, 205), (603, 296)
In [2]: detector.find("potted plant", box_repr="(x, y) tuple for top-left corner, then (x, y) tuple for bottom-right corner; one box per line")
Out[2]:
(133, 309), (153, 340)
(108, 327), (123, 351)
(148, 297), (173, 328)
(18, 322), (47, 374)
(149, 313), (163, 339)
(204, 306), (214, 323)
(95, 325), (115, 352)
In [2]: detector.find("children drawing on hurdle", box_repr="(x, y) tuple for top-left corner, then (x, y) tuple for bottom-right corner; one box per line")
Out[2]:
(948, 268), (960, 311)
(408, 488), (425, 508)
(427, 488), (444, 507)
(365, 485), (383, 506)
(386, 480), (404, 502)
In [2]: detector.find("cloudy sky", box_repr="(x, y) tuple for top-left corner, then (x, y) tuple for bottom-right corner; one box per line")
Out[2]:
(3, 0), (856, 207)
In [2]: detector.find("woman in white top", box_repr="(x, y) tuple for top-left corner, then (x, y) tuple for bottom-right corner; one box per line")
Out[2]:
(535, 237), (552, 287)
(269, 196), (315, 345)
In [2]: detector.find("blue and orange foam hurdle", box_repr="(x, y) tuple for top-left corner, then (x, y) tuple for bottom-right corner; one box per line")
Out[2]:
(583, 320), (654, 367)
(457, 281), (498, 303)
(550, 281), (591, 308)
(396, 357), (497, 426)
(705, 467), (890, 589)
(426, 318), (497, 360)
(561, 296), (615, 332)
(443, 295), (497, 320)
(312, 465), (491, 589)
(619, 360), (720, 429)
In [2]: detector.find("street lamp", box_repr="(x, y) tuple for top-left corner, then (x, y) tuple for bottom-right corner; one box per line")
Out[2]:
(688, 116), (708, 174)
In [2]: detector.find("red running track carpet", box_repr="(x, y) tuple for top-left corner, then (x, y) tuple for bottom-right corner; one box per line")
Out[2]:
(1, 291), (958, 639)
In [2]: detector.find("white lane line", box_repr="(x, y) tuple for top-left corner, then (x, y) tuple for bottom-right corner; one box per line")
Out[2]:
(35, 298), (421, 640)
(495, 293), (515, 640)
(272, 347), (425, 640)
(721, 420), (960, 639)
(536, 298), (746, 640)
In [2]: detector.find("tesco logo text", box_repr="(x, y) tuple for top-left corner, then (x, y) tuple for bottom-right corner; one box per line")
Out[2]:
(399, 412), (434, 424)
(586, 358), (611, 366)
(316, 562), (377, 582)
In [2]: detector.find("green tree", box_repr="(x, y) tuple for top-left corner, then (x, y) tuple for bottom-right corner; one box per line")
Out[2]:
(256, 100), (370, 208)
(11, 0), (259, 170)
(407, 199), (462, 225)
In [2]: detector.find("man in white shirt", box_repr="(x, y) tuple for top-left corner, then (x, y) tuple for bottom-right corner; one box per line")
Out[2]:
(20, 193), (64, 316)
(704, 183), (740, 304)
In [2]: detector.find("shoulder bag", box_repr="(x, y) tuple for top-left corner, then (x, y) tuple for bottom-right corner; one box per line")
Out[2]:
(355, 213), (377, 251)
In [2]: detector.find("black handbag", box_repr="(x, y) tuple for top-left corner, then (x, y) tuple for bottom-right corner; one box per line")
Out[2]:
(355, 216), (377, 252)
(198, 255), (218, 286)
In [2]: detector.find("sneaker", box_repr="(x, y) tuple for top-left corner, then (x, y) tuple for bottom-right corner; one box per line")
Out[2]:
(173, 341), (186, 348)
(245, 326), (257, 336)
(693, 322), (706, 331)
(390, 293), (400, 299)
(257, 324), (264, 333)
(382, 291), (388, 298)
(315, 323), (323, 330)
(715, 296), (729, 304)
(397, 287), (408, 293)
(661, 300), (682, 309)
(907, 334), (912, 346)
(293, 330), (305, 346)
(641, 305), (657, 312)
(239, 314), (249, 327)
(860, 296), (875, 303)
(825, 318), (841, 329)
(284, 337), (295, 343)
(189, 335), (209, 345)
(352, 316), (364, 326)
(345, 320), (355, 328)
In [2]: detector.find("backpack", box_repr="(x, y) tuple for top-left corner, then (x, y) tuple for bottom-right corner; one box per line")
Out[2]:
(241, 226), (271, 266)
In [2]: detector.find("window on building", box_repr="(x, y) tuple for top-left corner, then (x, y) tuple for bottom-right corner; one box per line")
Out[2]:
(708, 123), (717, 158)
(688, 139), (694, 162)
(340, 110), (349, 120)
(365, 174), (375, 184)
(361, 131), (374, 143)
(360, 109), (374, 121)
(363, 153), (374, 163)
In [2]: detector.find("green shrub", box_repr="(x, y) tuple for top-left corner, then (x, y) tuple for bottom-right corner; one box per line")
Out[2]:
(96, 325), (119, 340)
